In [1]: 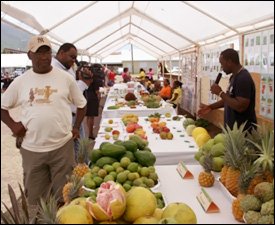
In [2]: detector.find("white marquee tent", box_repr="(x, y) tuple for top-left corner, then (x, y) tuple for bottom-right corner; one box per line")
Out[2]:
(1, 1), (274, 62)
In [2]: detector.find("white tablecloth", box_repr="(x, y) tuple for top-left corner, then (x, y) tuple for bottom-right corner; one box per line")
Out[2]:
(155, 165), (241, 224)
(102, 98), (176, 119)
(95, 116), (199, 165)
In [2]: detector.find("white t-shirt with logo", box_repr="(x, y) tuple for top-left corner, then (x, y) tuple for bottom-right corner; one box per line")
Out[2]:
(1, 67), (87, 152)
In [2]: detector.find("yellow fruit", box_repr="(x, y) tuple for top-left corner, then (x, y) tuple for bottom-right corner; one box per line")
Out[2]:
(86, 181), (126, 221)
(123, 187), (157, 222)
(192, 127), (208, 139)
(57, 204), (93, 224)
(161, 202), (197, 224)
(198, 171), (215, 187)
(73, 163), (89, 178)
(70, 197), (88, 209)
(195, 133), (211, 148)
(152, 208), (163, 220)
(105, 134), (111, 140)
(133, 216), (159, 224)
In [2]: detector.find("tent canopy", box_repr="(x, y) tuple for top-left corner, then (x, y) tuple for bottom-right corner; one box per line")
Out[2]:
(1, 1), (274, 60)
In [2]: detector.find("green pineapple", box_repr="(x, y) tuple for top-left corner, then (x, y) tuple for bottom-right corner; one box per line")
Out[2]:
(37, 196), (60, 224)
(1, 184), (37, 224)
(221, 122), (248, 197)
(247, 129), (274, 181)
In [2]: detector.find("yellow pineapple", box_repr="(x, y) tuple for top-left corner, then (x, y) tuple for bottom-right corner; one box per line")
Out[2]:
(73, 138), (91, 178)
(62, 175), (84, 204)
(198, 153), (215, 187)
(220, 165), (228, 185)
(221, 122), (248, 197)
(232, 194), (245, 222)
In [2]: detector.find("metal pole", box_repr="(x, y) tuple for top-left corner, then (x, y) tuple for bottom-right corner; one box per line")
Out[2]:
(131, 44), (134, 74)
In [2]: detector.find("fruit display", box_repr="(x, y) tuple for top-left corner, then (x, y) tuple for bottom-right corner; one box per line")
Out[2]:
(150, 121), (174, 140)
(86, 181), (126, 221)
(161, 202), (197, 224)
(85, 137), (158, 192)
(183, 117), (195, 129)
(198, 153), (215, 187)
(241, 182), (274, 224)
(148, 113), (161, 123)
(121, 113), (139, 126)
(142, 94), (162, 108)
(73, 138), (91, 178)
(125, 92), (137, 101)
(194, 133), (225, 172)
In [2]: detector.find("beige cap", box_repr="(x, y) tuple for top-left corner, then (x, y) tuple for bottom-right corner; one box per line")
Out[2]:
(27, 35), (52, 52)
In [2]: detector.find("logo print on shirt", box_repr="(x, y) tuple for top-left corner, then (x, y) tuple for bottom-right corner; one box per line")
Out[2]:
(28, 86), (57, 105)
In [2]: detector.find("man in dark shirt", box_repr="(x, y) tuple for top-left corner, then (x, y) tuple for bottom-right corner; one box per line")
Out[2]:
(198, 48), (257, 132)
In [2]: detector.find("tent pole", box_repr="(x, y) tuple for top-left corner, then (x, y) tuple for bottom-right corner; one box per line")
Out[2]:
(131, 44), (134, 74)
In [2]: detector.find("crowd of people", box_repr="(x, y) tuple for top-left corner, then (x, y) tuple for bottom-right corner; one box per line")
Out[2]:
(1, 34), (257, 208)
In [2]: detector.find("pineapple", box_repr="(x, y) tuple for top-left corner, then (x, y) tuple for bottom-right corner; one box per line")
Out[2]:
(247, 129), (274, 183)
(1, 184), (37, 224)
(72, 138), (91, 178)
(198, 153), (215, 187)
(37, 196), (60, 224)
(221, 122), (248, 197)
(62, 175), (84, 204)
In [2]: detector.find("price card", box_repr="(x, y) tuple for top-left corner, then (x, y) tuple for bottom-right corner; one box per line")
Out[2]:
(196, 188), (220, 213)
(176, 161), (194, 179)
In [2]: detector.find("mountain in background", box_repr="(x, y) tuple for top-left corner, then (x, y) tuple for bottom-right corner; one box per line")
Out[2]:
(1, 22), (31, 52)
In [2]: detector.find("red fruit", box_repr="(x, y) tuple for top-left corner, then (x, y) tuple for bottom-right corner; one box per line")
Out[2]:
(126, 123), (136, 133)
(162, 127), (170, 133)
(112, 130), (120, 135)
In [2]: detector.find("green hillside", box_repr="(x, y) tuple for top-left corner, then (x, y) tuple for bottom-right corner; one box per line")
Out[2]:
(1, 22), (31, 52)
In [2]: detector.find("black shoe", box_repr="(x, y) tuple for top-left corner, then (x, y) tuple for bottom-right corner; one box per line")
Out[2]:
(89, 136), (95, 140)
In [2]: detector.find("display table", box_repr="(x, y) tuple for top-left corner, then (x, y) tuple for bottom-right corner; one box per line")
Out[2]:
(102, 94), (176, 119)
(94, 116), (199, 165)
(155, 165), (240, 224)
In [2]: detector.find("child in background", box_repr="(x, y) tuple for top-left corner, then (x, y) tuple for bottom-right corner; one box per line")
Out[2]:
(167, 80), (182, 109)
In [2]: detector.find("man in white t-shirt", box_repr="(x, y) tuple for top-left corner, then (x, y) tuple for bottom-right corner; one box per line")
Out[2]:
(1, 35), (87, 205)
(51, 43), (87, 162)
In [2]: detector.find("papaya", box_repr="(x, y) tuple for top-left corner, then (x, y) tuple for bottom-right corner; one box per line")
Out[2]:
(99, 142), (110, 150)
(122, 140), (138, 152)
(95, 157), (118, 168)
(89, 149), (103, 164)
(129, 135), (148, 150)
(122, 151), (136, 162)
(101, 143), (126, 159)
(114, 140), (124, 146)
(143, 147), (152, 152)
(134, 151), (156, 167)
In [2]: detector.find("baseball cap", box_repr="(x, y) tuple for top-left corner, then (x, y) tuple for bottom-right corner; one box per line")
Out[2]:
(27, 35), (52, 53)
